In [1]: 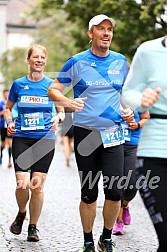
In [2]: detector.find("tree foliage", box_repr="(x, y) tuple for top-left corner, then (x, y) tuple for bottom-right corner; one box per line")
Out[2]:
(33, 0), (167, 61)
(33, 10), (77, 77)
(1, 0), (167, 86)
(0, 48), (27, 87)
(0, 10), (77, 87)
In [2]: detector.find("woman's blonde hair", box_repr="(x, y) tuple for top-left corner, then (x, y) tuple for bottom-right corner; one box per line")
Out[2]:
(26, 44), (47, 59)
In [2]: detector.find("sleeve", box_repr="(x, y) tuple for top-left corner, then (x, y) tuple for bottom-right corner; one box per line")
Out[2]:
(121, 46), (148, 112)
(123, 60), (129, 83)
(57, 57), (76, 87)
(8, 81), (18, 102)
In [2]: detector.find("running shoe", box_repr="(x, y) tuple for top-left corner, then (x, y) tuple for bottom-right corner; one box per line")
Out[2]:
(27, 224), (40, 242)
(10, 211), (26, 235)
(82, 242), (95, 252)
(123, 206), (131, 225)
(97, 235), (115, 252)
(112, 220), (124, 235)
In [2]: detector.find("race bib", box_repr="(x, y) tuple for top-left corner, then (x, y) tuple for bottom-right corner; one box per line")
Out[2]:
(121, 124), (131, 141)
(21, 112), (45, 130)
(100, 124), (125, 148)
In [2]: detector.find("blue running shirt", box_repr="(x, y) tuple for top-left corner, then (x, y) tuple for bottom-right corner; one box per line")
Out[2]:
(121, 111), (143, 145)
(9, 75), (55, 140)
(0, 100), (6, 128)
(57, 49), (128, 130)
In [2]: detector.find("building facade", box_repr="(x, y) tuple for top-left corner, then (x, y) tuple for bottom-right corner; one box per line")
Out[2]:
(0, 0), (36, 84)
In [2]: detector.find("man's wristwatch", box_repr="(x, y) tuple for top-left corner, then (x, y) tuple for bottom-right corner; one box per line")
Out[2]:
(6, 119), (13, 127)
(57, 115), (62, 123)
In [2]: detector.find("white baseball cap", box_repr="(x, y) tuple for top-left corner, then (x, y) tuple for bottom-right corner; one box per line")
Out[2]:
(88, 14), (115, 30)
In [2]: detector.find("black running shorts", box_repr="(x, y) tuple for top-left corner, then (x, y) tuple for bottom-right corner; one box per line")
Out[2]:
(12, 137), (55, 173)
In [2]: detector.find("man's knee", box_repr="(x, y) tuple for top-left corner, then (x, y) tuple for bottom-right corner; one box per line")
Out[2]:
(81, 192), (98, 204)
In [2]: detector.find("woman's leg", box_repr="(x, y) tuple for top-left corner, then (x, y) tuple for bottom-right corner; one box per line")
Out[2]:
(137, 157), (167, 252)
(29, 172), (47, 224)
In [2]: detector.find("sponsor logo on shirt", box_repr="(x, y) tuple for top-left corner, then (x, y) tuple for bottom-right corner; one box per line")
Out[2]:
(86, 80), (122, 86)
(21, 96), (48, 104)
(108, 70), (120, 74)
(91, 62), (96, 67)
(24, 85), (29, 89)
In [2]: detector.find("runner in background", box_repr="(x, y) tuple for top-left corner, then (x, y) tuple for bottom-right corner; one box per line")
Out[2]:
(113, 110), (149, 235)
(60, 112), (74, 167)
(0, 89), (13, 168)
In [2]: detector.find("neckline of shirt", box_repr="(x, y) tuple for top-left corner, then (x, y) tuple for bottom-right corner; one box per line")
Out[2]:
(89, 49), (110, 59)
(26, 75), (45, 83)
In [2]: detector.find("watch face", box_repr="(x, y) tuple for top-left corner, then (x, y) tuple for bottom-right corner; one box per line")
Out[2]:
(58, 116), (61, 123)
